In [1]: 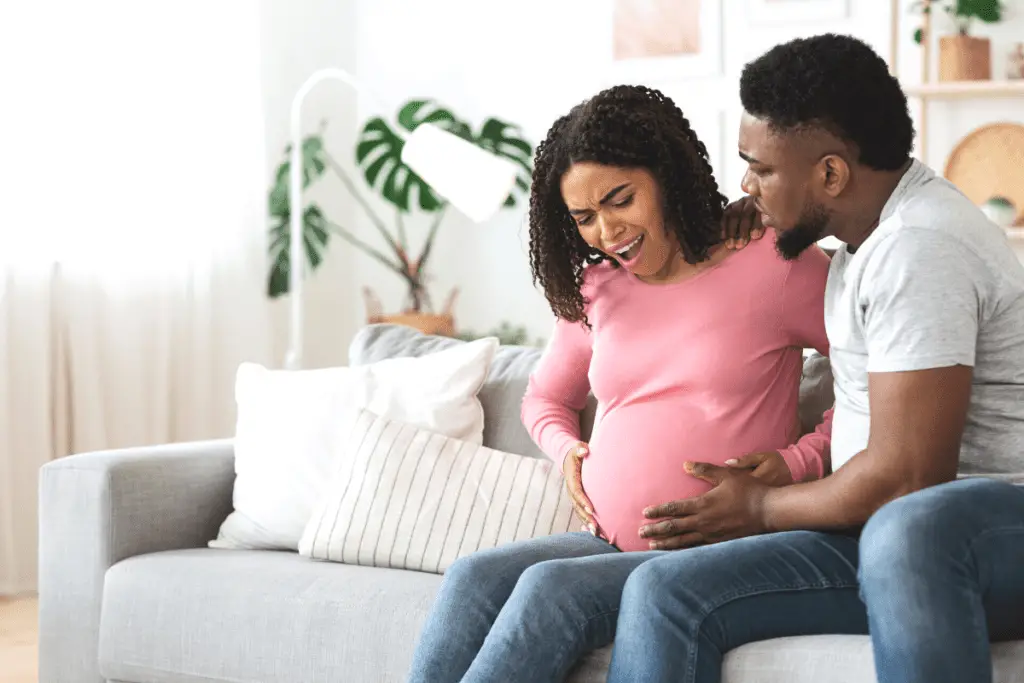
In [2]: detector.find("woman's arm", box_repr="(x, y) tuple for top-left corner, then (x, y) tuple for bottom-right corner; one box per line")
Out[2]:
(776, 244), (833, 482)
(521, 317), (594, 463)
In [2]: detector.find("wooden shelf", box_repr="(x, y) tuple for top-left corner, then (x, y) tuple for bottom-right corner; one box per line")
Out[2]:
(904, 81), (1024, 99)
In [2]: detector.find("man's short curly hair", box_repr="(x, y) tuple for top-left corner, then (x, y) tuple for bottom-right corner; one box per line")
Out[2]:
(739, 34), (914, 171)
(528, 84), (728, 325)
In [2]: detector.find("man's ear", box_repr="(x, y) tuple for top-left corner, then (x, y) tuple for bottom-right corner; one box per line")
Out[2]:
(818, 154), (850, 198)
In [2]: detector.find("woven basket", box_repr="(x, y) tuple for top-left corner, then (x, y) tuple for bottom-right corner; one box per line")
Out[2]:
(945, 122), (1024, 227)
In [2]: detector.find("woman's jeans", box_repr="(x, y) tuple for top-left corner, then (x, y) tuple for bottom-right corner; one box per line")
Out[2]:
(406, 478), (1024, 683)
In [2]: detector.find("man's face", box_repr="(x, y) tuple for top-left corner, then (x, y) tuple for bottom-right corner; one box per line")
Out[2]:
(737, 112), (834, 260)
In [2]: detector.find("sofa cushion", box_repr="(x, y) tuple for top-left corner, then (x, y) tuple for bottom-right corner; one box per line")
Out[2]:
(298, 407), (576, 573)
(97, 549), (608, 683)
(349, 324), (598, 458)
(99, 549), (1024, 683)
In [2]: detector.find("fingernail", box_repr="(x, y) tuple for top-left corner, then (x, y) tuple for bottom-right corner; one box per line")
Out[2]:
(584, 505), (593, 515)
(588, 524), (597, 535)
(650, 542), (661, 550)
(725, 459), (739, 466)
(581, 524), (588, 532)
(683, 462), (694, 472)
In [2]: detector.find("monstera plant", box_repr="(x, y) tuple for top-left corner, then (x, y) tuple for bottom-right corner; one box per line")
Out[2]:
(267, 99), (533, 316)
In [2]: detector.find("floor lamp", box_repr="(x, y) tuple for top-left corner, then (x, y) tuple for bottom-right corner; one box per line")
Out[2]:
(285, 68), (520, 370)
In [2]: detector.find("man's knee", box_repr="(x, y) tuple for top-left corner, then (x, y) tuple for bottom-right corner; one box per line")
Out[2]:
(859, 478), (1009, 589)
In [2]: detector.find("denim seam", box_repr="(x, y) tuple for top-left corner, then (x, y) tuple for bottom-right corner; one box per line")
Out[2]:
(962, 524), (1024, 640)
(554, 607), (620, 677)
(683, 580), (861, 683)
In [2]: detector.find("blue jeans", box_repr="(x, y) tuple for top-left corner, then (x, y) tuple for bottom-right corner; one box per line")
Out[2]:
(609, 478), (1024, 683)
(407, 478), (1024, 683)
(405, 531), (658, 683)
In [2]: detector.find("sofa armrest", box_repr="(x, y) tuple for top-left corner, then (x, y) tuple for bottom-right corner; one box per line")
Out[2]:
(38, 439), (236, 683)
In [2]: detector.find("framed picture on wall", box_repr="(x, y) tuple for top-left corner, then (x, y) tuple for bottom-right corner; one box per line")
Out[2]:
(747, 0), (848, 24)
(608, 0), (723, 81)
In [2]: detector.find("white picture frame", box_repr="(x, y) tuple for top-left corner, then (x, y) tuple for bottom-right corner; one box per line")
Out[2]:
(607, 0), (724, 82)
(747, 0), (848, 24)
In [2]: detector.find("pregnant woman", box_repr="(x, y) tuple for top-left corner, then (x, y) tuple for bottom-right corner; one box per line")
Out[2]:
(405, 84), (832, 683)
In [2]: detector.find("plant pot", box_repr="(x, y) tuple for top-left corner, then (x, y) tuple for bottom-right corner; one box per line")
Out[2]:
(371, 312), (456, 337)
(362, 286), (459, 337)
(939, 35), (992, 82)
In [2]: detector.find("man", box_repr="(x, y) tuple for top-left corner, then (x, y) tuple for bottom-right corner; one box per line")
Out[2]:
(607, 34), (1024, 683)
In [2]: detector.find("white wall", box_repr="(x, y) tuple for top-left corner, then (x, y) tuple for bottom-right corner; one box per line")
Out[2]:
(269, 0), (1024, 354)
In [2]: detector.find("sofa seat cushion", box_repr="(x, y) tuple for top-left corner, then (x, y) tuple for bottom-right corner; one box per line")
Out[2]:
(100, 548), (442, 683)
(99, 549), (1024, 683)
(98, 548), (612, 683)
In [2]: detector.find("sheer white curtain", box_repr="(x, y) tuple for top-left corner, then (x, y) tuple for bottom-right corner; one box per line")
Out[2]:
(0, 1), (272, 595)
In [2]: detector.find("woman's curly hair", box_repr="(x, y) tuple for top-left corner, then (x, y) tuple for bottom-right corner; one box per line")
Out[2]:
(528, 84), (728, 325)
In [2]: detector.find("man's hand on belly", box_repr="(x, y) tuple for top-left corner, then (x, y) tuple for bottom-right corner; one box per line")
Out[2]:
(637, 462), (771, 550)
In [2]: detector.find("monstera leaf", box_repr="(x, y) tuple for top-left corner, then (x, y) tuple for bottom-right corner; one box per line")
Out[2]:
(356, 99), (472, 213)
(266, 135), (331, 298)
(474, 118), (533, 207)
(269, 135), (328, 218)
(267, 204), (330, 298)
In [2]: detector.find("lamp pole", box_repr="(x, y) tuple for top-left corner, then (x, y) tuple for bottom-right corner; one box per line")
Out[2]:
(285, 68), (394, 370)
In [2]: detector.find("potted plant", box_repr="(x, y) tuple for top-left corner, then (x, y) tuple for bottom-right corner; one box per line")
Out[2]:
(266, 99), (533, 336)
(912, 0), (1004, 81)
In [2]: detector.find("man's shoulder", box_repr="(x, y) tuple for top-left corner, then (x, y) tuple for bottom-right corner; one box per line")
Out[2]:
(878, 173), (1006, 254)
(865, 186), (1011, 277)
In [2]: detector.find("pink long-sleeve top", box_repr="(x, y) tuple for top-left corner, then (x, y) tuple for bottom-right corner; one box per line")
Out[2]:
(521, 234), (833, 551)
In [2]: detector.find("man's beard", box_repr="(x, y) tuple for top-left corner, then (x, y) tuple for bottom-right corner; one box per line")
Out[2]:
(776, 202), (831, 261)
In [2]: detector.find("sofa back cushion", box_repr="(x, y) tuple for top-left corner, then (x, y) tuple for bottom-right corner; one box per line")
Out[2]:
(349, 324), (831, 458)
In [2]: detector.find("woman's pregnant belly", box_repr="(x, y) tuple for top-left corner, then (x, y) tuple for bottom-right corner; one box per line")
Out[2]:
(581, 400), (785, 552)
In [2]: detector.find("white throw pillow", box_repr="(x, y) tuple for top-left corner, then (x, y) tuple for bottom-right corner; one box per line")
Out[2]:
(211, 337), (498, 551)
(299, 407), (576, 574)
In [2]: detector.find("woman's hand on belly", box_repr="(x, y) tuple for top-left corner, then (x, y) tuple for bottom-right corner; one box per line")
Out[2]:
(725, 450), (793, 487)
(563, 442), (601, 536)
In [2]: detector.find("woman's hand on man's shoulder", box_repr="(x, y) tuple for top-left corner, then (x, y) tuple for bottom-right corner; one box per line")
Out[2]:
(721, 196), (767, 250)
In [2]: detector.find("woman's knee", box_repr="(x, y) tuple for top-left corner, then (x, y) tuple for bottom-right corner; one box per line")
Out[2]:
(514, 559), (582, 601)
(620, 556), (697, 617)
(443, 547), (514, 588)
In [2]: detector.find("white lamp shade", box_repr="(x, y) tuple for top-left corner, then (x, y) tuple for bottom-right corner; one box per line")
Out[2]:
(401, 123), (521, 223)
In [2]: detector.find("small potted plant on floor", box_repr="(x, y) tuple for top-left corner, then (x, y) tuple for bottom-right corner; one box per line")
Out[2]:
(912, 0), (1004, 81)
(266, 99), (533, 336)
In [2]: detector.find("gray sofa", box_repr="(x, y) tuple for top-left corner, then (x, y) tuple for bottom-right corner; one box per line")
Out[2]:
(38, 324), (1024, 683)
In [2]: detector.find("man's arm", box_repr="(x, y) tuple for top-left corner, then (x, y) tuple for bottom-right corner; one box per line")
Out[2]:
(767, 228), (984, 528)
(763, 364), (972, 531)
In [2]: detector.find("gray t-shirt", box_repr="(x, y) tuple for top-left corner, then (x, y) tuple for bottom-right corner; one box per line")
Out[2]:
(826, 159), (1024, 475)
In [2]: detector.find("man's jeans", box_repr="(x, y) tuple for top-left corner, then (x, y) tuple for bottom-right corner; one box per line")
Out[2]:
(406, 478), (1024, 683)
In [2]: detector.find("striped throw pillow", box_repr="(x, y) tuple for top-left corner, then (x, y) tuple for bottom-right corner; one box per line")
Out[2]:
(298, 407), (576, 573)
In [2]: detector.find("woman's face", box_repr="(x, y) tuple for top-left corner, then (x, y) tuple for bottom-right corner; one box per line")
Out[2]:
(560, 162), (677, 279)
